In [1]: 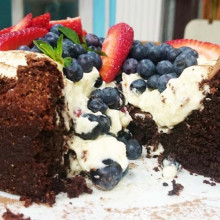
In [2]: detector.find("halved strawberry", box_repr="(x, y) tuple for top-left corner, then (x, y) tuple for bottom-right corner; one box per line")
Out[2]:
(0, 27), (48, 51)
(48, 17), (83, 37)
(166, 39), (220, 60)
(31, 13), (51, 29)
(0, 13), (33, 36)
(99, 23), (134, 82)
(0, 26), (13, 35)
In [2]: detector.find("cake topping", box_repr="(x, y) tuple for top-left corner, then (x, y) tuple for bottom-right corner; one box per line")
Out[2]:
(99, 23), (134, 82)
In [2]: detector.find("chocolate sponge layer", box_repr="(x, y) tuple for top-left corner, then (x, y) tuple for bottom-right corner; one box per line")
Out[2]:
(0, 55), (90, 205)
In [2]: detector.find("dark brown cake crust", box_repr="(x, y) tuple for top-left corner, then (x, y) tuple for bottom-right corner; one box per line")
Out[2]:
(2, 208), (31, 220)
(0, 54), (91, 205)
(160, 71), (220, 182)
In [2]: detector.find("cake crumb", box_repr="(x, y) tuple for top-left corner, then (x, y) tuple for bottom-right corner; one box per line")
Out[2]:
(2, 208), (31, 220)
(153, 167), (159, 172)
(168, 180), (184, 196)
(203, 180), (216, 186)
(163, 182), (168, 187)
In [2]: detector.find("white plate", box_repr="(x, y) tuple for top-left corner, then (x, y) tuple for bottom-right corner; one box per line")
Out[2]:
(0, 149), (220, 220)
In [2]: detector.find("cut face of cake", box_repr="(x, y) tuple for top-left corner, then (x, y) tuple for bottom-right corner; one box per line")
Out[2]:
(0, 51), (91, 205)
(121, 40), (220, 182)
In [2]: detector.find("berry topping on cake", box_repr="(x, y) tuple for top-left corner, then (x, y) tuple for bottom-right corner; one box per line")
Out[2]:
(130, 79), (147, 94)
(48, 17), (83, 37)
(31, 13), (50, 29)
(137, 59), (156, 79)
(0, 13), (32, 35)
(90, 159), (123, 190)
(100, 23), (134, 82)
(0, 27), (48, 51)
(125, 139), (142, 160)
(122, 58), (138, 74)
(166, 39), (220, 60)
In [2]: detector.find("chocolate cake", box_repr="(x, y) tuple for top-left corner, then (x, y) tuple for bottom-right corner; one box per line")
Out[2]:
(126, 60), (220, 183)
(0, 51), (91, 205)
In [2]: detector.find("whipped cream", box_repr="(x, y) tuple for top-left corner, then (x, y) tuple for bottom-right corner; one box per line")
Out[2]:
(62, 67), (129, 173)
(69, 135), (128, 172)
(122, 65), (210, 130)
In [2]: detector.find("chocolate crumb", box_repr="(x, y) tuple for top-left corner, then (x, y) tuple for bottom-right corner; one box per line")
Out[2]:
(168, 180), (184, 196)
(2, 208), (31, 220)
(203, 180), (216, 186)
(153, 167), (159, 172)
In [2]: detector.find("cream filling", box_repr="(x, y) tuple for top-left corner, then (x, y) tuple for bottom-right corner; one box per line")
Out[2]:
(122, 65), (210, 130)
(69, 135), (128, 172)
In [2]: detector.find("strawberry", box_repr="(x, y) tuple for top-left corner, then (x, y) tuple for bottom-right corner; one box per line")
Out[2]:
(99, 23), (134, 82)
(0, 26), (13, 35)
(48, 17), (83, 37)
(31, 13), (51, 29)
(0, 27), (48, 51)
(0, 13), (33, 36)
(82, 29), (87, 36)
(166, 39), (220, 60)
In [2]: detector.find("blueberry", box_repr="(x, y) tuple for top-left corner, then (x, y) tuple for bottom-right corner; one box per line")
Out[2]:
(94, 77), (103, 88)
(90, 89), (102, 99)
(17, 45), (31, 51)
(99, 37), (105, 45)
(156, 60), (173, 75)
(87, 51), (102, 70)
(144, 42), (155, 53)
(50, 24), (64, 36)
(77, 54), (94, 72)
(31, 46), (41, 53)
(77, 114), (100, 140)
(129, 44), (146, 60)
(62, 38), (75, 58)
(179, 46), (198, 58)
(117, 130), (132, 144)
(35, 37), (50, 44)
(137, 59), (156, 79)
(157, 73), (177, 92)
(70, 44), (87, 58)
(126, 139), (142, 160)
(98, 115), (111, 134)
(158, 43), (173, 60)
(147, 74), (160, 89)
(88, 98), (108, 113)
(63, 59), (83, 82)
(44, 32), (59, 47)
(147, 44), (161, 63)
(90, 159), (123, 190)
(133, 40), (142, 47)
(173, 53), (197, 75)
(85, 33), (100, 47)
(100, 87), (121, 109)
(122, 58), (138, 74)
(167, 48), (181, 62)
(130, 79), (147, 94)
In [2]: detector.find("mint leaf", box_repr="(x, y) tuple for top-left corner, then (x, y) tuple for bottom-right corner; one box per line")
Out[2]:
(56, 34), (63, 57)
(64, 57), (72, 67)
(33, 40), (56, 60)
(58, 26), (80, 44)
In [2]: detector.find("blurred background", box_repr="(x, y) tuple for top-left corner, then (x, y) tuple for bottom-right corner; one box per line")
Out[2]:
(0, 0), (220, 43)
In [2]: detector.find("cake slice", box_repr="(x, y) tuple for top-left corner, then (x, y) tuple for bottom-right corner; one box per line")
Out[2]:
(121, 40), (220, 182)
(0, 51), (91, 205)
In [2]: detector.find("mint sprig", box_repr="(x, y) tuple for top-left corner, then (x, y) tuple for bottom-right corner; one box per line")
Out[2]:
(33, 34), (72, 68)
(58, 27), (107, 57)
